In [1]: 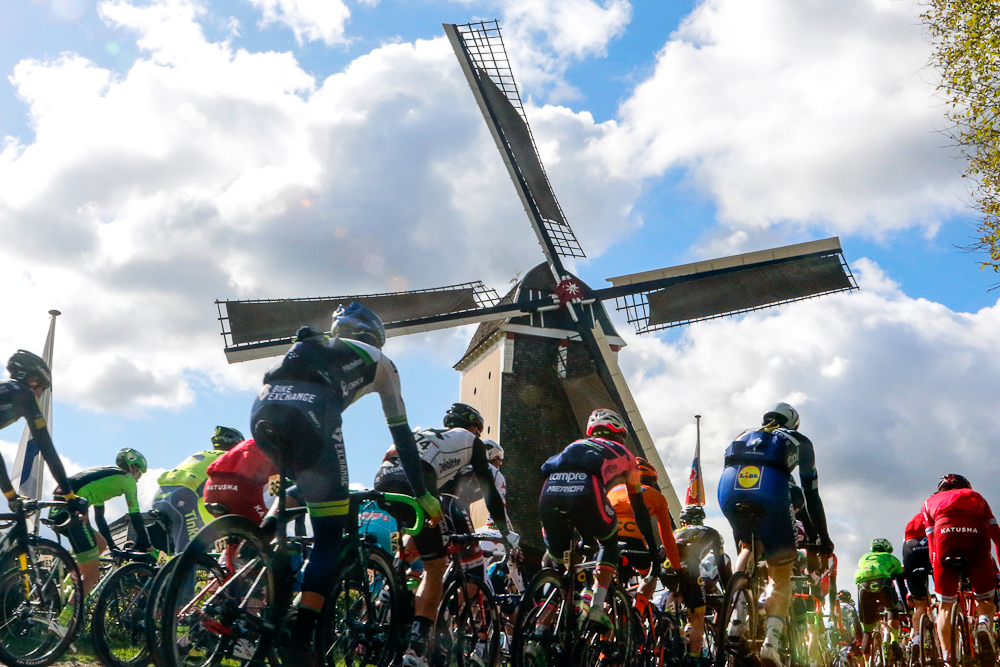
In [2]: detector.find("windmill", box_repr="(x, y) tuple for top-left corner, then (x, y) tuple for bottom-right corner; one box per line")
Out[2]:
(214, 21), (857, 555)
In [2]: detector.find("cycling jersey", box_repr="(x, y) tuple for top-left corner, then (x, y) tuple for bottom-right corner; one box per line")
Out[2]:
(53, 467), (150, 559)
(674, 523), (728, 611)
(608, 483), (680, 569)
(251, 330), (426, 599)
(207, 439), (277, 487)
(902, 511), (930, 600)
(0, 379), (72, 496)
(921, 488), (1000, 602)
(540, 437), (641, 489)
(855, 552), (903, 584)
(358, 499), (398, 554)
(157, 450), (224, 494)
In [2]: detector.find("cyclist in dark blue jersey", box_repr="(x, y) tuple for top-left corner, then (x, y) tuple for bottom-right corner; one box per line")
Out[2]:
(250, 302), (439, 664)
(718, 402), (833, 667)
(0, 351), (79, 509)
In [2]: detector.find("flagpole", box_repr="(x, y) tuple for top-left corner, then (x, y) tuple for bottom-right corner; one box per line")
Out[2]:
(13, 310), (60, 501)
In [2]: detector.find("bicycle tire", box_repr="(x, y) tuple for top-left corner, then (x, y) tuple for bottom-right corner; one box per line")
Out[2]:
(784, 617), (809, 667)
(951, 605), (974, 667)
(433, 574), (502, 667)
(652, 609), (685, 667)
(318, 545), (400, 667)
(919, 614), (939, 667)
(145, 556), (179, 667)
(574, 583), (634, 667)
(91, 561), (157, 667)
(159, 515), (276, 667)
(0, 538), (84, 667)
(716, 572), (759, 667)
(510, 568), (564, 667)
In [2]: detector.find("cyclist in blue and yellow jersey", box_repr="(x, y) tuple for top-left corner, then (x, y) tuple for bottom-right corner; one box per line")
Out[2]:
(51, 448), (151, 595)
(718, 402), (833, 667)
(152, 426), (243, 552)
(0, 351), (82, 511)
(250, 302), (440, 665)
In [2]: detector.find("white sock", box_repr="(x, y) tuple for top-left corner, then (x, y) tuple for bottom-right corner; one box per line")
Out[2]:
(764, 615), (784, 645)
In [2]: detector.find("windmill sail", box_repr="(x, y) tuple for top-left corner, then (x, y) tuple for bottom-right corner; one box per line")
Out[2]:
(444, 21), (585, 262)
(601, 237), (857, 334)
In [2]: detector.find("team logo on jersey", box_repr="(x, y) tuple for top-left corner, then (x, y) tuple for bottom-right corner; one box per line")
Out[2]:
(735, 465), (762, 490)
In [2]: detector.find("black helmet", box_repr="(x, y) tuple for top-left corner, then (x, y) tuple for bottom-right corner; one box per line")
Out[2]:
(443, 403), (484, 431)
(330, 302), (386, 349)
(211, 426), (244, 450)
(938, 473), (971, 492)
(837, 590), (853, 603)
(7, 350), (52, 390)
(679, 505), (706, 526)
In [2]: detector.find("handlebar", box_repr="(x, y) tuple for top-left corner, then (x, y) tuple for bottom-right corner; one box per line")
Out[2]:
(0, 498), (71, 522)
(352, 490), (425, 537)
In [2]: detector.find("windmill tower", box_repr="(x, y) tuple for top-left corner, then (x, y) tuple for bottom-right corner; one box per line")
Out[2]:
(214, 21), (857, 555)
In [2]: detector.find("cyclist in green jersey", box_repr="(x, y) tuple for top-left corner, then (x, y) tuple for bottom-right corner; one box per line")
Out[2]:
(152, 426), (244, 552)
(51, 448), (151, 594)
(855, 538), (906, 663)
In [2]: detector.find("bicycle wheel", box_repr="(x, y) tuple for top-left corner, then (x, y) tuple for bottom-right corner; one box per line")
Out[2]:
(716, 573), (759, 667)
(0, 538), (84, 667)
(510, 568), (565, 667)
(951, 606), (975, 667)
(319, 545), (400, 667)
(917, 613), (939, 667)
(652, 609), (685, 667)
(433, 575), (502, 667)
(91, 561), (157, 667)
(159, 516), (277, 667)
(784, 617), (809, 667)
(575, 583), (634, 667)
(145, 556), (179, 667)
(702, 621), (719, 665)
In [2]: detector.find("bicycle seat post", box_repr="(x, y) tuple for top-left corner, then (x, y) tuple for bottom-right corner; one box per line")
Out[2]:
(276, 449), (288, 551)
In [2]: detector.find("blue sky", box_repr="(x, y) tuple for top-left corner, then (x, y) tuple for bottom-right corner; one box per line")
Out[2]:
(2, 0), (999, 576)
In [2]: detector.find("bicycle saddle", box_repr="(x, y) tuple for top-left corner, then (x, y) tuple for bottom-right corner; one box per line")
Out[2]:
(943, 556), (969, 570)
(733, 502), (765, 521)
(205, 502), (231, 517)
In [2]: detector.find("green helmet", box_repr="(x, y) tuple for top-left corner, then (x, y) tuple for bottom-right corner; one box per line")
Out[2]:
(871, 538), (893, 554)
(116, 448), (147, 474)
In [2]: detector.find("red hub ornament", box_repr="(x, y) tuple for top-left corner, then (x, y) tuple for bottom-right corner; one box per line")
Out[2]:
(556, 277), (584, 305)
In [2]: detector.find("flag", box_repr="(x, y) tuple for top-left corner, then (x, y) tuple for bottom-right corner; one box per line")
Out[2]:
(12, 310), (60, 500)
(684, 414), (705, 506)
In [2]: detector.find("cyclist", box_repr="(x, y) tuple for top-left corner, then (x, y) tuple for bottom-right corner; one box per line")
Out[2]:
(674, 503), (729, 667)
(834, 590), (863, 651)
(250, 302), (440, 664)
(51, 448), (151, 595)
(373, 402), (515, 667)
(609, 458), (680, 615)
(855, 538), (906, 663)
(901, 510), (930, 649)
(535, 408), (663, 632)
(204, 437), (277, 521)
(921, 473), (1000, 664)
(0, 350), (81, 510)
(152, 425), (243, 552)
(718, 401), (834, 667)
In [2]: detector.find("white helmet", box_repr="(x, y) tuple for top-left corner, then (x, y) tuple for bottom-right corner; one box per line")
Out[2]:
(763, 402), (800, 430)
(483, 439), (504, 462)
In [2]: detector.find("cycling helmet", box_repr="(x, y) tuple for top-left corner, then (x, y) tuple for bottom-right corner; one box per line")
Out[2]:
(679, 504), (706, 526)
(871, 538), (893, 554)
(636, 458), (658, 483)
(330, 302), (386, 349)
(483, 439), (504, 462)
(116, 448), (147, 474)
(763, 401), (800, 430)
(211, 426), (244, 450)
(7, 350), (52, 390)
(586, 408), (628, 438)
(837, 590), (853, 603)
(443, 403), (484, 432)
(938, 473), (971, 492)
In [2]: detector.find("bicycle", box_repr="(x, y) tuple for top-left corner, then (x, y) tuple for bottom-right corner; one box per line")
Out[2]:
(432, 532), (504, 667)
(157, 480), (424, 667)
(511, 536), (635, 667)
(715, 502), (808, 667)
(0, 498), (85, 667)
(89, 548), (161, 667)
(940, 557), (992, 667)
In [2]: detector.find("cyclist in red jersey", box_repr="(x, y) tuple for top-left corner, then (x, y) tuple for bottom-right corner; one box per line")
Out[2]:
(204, 438), (277, 521)
(921, 474), (1000, 663)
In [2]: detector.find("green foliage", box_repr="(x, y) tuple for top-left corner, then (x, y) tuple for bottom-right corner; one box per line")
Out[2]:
(922, 0), (1000, 270)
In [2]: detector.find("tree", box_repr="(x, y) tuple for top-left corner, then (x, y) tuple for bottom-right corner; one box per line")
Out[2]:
(922, 0), (1000, 270)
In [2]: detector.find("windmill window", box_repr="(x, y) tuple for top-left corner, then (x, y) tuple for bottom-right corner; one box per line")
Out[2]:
(487, 426), (490, 434)
(474, 387), (477, 395)
(488, 372), (491, 379)
(556, 345), (568, 379)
